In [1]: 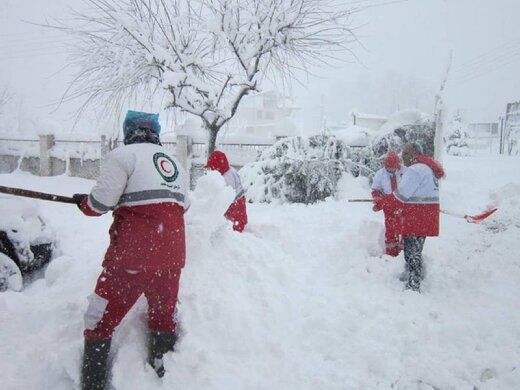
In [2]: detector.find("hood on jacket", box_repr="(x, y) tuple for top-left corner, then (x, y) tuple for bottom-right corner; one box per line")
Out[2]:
(415, 154), (445, 179)
(205, 150), (230, 174)
(123, 110), (161, 145)
(384, 150), (401, 170)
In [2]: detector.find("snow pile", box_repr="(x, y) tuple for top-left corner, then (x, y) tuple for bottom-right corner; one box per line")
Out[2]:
(0, 154), (519, 389)
(0, 196), (56, 264)
(186, 170), (235, 233)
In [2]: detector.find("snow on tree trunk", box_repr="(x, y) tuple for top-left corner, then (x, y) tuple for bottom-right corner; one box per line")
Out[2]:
(207, 126), (219, 156)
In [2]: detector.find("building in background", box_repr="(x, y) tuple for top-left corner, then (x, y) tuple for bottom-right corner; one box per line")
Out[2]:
(455, 101), (519, 156)
(500, 101), (520, 155)
(351, 110), (388, 130)
(172, 90), (301, 168)
(466, 122), (500, 154)
(220, 90), (300, 143)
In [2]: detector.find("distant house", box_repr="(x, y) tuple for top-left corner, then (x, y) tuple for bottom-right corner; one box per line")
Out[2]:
(466, 122), (500, 154)
(501, 101), (520, 155)
(171, 91), (301, 167)
(221, 90), (300, 143)
(351, 110), (388, 130)
(173, 90), (300, 145)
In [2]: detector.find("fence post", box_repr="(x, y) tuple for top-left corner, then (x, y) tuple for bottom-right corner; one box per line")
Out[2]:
(101, 134), (112, 159)
(39, 134), (55, 176)
(176, 135), (191, 170)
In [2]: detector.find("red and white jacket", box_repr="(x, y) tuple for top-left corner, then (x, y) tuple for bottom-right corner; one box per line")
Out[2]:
(380, 160), (441, 237)
(205, 151), (248, 232)
(371, 166), (406, 198)
(79, 143), (190, 270)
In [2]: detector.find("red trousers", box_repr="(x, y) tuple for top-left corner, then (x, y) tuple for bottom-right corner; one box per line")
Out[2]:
(384, 209), (403, 256)
(84, 267), (181, 340)
(225, 196), (248, 232)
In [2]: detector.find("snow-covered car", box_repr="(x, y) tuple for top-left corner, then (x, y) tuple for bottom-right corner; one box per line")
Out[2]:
(0, 196), (58, 292)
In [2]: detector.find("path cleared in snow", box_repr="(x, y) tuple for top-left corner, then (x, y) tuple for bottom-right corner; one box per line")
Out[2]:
(0, 155), (519, 389)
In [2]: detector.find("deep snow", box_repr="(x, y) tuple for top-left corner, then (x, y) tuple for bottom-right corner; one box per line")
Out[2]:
(1, 154), (519, 390)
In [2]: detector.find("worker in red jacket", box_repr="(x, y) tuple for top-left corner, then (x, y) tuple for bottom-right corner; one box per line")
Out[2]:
(73, 110), (190, 389)
(205, 150), (248, 232)
(376, 143), (444, 292)
(371, 150), (405, 256)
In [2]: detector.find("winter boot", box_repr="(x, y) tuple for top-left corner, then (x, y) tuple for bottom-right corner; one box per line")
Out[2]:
(81, 338), (111, 390)
(148, 331), (177, 378)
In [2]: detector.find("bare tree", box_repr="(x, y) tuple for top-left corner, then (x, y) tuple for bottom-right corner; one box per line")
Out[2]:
(56, 0), (358, 153)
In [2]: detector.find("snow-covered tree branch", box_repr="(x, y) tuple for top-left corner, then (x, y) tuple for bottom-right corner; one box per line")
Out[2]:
(55, 0), (358, 152)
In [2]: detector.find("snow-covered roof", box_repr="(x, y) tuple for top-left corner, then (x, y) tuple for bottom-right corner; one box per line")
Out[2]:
(331, 125), (376, 147)
(378, 109), (429, 134)
(352, 111), (388, 121)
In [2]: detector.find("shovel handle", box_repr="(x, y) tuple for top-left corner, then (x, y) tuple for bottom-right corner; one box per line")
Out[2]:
(0, 185), (77, 204)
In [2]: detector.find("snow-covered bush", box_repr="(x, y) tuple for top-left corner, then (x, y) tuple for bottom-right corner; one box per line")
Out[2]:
(349, 110), (436, 177)
(240, 134), (351, 204)
(240, 110), (437, 204)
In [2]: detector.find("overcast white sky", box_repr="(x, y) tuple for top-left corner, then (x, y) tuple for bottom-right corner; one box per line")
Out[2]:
(1, 0), (519, 134)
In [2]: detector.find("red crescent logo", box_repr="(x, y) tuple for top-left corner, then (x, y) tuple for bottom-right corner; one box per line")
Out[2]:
(160, 159), (172, 173)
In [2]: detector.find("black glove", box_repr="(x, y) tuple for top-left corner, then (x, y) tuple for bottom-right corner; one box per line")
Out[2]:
(72, 193), (88, 210)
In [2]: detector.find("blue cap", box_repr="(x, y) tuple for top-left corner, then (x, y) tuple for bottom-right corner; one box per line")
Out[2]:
(123, 110), (161, 137)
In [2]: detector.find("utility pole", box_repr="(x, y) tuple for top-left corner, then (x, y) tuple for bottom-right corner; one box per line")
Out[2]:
(433, 51), (453, 162)
(499, 116), (504, 155)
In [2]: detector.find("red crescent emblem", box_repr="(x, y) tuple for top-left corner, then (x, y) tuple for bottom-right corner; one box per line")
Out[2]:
(160, 159), (172, 173)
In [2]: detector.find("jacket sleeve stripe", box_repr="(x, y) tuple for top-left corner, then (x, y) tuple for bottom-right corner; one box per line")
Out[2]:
(89, 194), (113, 213)
(118, 189), (185, 205)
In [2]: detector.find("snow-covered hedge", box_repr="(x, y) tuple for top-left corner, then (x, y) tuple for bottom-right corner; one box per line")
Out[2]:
(240, 134), (351, 204)
(350, 117), (436, 177)
(241, 110), (436, 204)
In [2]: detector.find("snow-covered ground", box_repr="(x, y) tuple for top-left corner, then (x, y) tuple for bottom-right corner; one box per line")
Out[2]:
(1, 154), (519, 390)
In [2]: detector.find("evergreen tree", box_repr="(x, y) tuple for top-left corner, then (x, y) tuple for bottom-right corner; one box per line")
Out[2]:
(445, 111), (471, 156)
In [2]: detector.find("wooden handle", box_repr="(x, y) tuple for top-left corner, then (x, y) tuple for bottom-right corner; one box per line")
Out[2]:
(0, 185), (77, 204)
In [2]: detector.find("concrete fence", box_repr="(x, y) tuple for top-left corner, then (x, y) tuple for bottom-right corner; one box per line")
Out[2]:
(1, 135), (118, 180)
(0, 134), (272, 188)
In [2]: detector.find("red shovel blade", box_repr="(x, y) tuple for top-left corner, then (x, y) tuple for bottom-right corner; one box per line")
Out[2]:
(464, 208), (498, 223)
